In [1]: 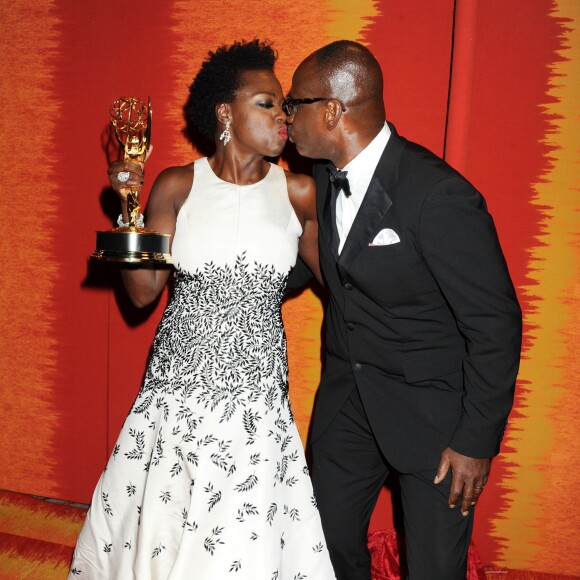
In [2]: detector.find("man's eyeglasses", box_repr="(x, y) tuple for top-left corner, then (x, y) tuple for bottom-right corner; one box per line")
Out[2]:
(281, 97), (346, 116)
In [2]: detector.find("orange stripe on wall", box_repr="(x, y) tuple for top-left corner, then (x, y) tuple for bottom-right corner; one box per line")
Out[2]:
(0, 0), (60, 495)
(492, 2), (580, 574)
(324, 0), (380, 41)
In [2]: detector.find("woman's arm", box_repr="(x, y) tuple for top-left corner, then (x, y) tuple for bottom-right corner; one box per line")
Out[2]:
(108, 160), (193, 307)
(286, 171), (322, 286)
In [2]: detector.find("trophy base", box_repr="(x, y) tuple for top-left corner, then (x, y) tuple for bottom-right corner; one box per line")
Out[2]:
(90, 227), (173, 264)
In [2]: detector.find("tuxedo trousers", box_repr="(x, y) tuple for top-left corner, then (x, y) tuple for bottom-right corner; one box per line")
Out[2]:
(311, 386), (474, 580)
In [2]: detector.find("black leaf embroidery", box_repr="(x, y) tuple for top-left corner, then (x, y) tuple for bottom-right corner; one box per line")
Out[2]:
(236, 502), (259, 522)
(284, 504), (301, 522)
(203, 526), (225, 555)
(280, 435), (292, 453)
(102, 493), (113, 517)
(267, 502), (277, 526)
(125, 429), (145, 460)
(204, 483), (222, 511)
(235, 473), (258, 492)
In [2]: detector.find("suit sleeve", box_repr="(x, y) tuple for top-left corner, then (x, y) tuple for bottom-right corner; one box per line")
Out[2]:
(418, 176), (522, 458)
(285, 255), (314, 294)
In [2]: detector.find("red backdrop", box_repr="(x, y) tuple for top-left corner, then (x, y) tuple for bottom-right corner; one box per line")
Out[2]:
(0, 0), (578, 575)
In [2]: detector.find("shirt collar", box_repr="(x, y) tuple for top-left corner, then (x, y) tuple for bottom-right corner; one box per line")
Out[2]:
(341, 122), (391, 198)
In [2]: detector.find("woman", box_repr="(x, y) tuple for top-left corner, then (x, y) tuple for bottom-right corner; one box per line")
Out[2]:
(69, 40), (335, 579)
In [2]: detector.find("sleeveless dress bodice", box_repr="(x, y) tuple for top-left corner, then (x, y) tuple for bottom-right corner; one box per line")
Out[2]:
(172, 157), (302, 276)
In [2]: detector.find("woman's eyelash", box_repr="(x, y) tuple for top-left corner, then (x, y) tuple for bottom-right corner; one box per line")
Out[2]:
(258, 101), (275, 109)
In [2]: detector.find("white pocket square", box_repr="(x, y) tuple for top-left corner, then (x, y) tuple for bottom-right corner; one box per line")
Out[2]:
(369, 228), (400, 246)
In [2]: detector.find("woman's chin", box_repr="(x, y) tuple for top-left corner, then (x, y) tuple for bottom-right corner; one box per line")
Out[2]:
(265, 144), (286, 158)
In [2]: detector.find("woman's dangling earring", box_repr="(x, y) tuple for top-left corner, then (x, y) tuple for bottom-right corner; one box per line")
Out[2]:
(220, 120), (231, 146)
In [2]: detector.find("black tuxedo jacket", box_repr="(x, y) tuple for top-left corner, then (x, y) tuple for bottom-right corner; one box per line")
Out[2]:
(310, 124), (522, 473)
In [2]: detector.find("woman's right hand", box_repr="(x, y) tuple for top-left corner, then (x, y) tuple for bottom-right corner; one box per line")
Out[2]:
(107, 159), (144, 202)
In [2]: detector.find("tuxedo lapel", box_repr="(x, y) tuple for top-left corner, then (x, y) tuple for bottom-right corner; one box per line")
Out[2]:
(337, 126), (406, 279)
(320, 171), (340, 260)
(337, 177), (392, 276)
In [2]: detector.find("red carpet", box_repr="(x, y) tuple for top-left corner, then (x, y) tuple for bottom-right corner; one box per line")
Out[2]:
(0, 490), (575, 579)
(0, 490), (86, 579)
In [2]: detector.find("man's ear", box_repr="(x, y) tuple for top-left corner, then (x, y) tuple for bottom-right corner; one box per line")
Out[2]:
(324, 100), (343, 130)
(216, 103), (231, 127)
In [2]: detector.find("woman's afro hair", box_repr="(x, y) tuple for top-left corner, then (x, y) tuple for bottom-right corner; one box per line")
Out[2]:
(185, 39), (277, 140)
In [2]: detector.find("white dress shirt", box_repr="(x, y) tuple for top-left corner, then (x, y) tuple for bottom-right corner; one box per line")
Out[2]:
(336, 122), (391, 254)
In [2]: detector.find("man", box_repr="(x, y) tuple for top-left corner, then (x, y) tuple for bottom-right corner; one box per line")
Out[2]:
(283, 41), (522, 579)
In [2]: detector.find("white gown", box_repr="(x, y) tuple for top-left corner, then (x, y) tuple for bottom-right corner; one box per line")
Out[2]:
(69, 158), (336, 580)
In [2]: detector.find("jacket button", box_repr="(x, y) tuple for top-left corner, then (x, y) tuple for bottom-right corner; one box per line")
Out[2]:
(354, 363), (362, 371)
(344, 283), (353, 290)
(347, 323), (355, 330)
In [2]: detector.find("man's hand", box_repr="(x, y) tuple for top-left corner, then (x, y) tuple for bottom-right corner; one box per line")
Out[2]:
(434, 447), (490, 516)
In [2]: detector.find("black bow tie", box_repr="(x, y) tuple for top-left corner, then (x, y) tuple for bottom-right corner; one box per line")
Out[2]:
(328, 164), (351, 197)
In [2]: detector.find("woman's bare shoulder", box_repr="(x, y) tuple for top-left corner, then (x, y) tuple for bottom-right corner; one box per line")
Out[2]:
(285, 169), (315, 205)
(146, 161), (197, 216)
(284, 169), (316, 225)
(284, 169), (314, 193)
(150, 162), (195, 199)
(155, 162), (195, 189)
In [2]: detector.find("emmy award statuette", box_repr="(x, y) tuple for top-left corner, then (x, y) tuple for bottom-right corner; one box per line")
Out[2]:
(90, 97), (173, 264)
